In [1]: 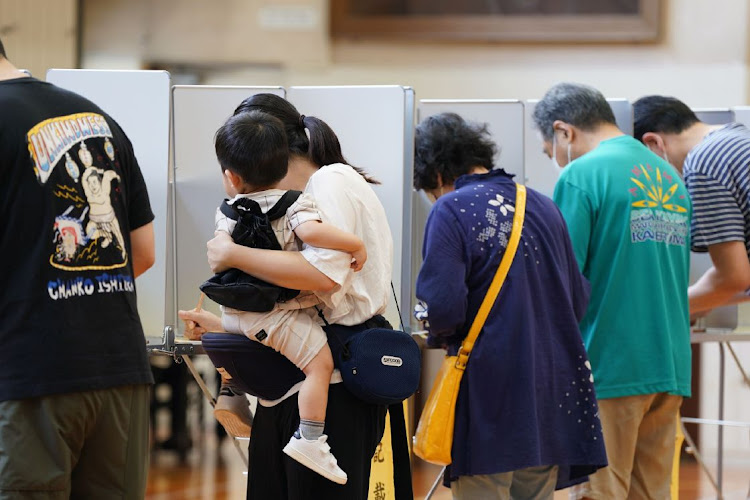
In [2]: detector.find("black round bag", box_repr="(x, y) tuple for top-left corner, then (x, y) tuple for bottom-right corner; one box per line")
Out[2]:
(337, 327), (421, 405)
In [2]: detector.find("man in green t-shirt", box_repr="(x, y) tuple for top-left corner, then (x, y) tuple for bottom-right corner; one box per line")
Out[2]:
(533, 83), (692, 500)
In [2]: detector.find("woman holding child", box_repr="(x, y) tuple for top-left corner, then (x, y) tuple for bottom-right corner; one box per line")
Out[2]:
(179, 94), (394, 500)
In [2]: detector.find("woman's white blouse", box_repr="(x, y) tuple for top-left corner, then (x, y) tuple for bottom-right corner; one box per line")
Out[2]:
(300, 163), (394, 326)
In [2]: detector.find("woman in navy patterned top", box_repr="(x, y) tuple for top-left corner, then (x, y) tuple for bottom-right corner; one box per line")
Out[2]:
(414, 113), (607, 499)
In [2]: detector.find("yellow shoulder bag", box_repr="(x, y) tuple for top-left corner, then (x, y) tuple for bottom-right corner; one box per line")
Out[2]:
(413, 184), (527, 466)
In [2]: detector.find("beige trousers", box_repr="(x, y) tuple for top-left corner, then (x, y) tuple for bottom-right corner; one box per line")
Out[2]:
(570, 392), (683, 500)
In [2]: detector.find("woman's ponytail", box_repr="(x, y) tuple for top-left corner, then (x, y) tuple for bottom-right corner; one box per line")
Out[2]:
(303, 116), (380, 185)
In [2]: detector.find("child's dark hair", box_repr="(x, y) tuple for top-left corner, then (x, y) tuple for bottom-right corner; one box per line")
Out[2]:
(214, 110), (289, 189)
(234, 93), (379, 184)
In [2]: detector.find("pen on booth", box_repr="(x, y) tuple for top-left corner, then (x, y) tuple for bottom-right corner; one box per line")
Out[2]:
(184, 292), (205, 337)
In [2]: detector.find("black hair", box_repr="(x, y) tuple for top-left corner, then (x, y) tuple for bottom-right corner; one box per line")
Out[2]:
(414, 112), (497, 191)
(633, 95), (700, 143)
(214, 110), (289, 189)
(0, 37), (5, 58)
(533, 82), (617, 141)
(234, 93), (379, 184)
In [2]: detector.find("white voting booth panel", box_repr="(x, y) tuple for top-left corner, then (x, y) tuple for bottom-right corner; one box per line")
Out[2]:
(732, 106), (750, 128)
(287, 86), (415, 329)
(689, 108), (738, 331)
(172, 86), (285, 333)
(523, 100), (553, 197)
(524, 98), (633, 198)
(46, 69), (171, 337)
(608, 98), (634, 136)
(694, 108), (735, 126)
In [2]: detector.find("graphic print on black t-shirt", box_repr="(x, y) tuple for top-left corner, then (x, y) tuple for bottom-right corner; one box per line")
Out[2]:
(27, 112), (132, 292)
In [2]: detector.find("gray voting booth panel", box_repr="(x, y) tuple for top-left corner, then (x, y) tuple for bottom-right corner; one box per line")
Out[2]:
(608, 98), (634, 136)
(524, 98), (633, 198)
(46, 69), (171, 337)
(693, 108), (735, 126)
(172, 86), (285, 333)
(414, 99), (525, 327)
(523, 100), (554, 197)
(689, 109), (738, 330)
(732, 106), (750, 127)
(287, 86), (415, 329)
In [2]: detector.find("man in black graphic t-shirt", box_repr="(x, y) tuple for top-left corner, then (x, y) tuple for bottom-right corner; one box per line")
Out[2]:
(0, 39), (156, 498)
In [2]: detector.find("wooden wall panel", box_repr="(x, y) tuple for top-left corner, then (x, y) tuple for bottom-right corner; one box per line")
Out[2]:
(0, 0), (78, 78)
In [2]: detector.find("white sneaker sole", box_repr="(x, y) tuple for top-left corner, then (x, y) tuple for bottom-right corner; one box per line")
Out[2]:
(283, 441), (348, 485)
(214, 409), (251, 438)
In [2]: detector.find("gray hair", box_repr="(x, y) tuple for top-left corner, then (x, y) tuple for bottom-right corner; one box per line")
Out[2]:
(532, 82), (617, 141)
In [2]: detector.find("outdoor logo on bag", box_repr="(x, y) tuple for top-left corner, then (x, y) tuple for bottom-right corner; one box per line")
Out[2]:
(381, 356), (403, 367)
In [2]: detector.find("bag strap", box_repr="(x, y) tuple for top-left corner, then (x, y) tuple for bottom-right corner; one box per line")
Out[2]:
(221, 190), (302, 226)
(455, 183), (527, 370)
(391, 281), (406, 332)
(266, 190), (302, 221)
(219, 199), (240, 220)
(389, 401), (414, 500)
(221, 197), (265, 219)
(222, 191), (301, 222)
(315, 280), (406, 358)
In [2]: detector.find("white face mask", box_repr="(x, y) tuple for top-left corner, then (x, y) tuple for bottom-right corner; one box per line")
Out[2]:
(551, 133), (572, 170)
(649, 145), (672, 167)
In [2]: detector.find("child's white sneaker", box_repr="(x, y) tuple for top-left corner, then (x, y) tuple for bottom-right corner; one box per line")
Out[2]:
(214, 386), (253, 438)
(283, 432), (348, 484)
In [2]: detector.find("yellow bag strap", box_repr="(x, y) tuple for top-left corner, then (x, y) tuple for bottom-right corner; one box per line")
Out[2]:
(455, 183), (527, 369)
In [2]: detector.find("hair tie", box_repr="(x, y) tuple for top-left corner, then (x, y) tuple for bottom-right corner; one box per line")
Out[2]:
(299, 114), (306, 128)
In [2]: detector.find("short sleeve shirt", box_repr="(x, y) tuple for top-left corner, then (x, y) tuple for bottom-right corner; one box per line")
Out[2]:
(299, 164), (394, 326)
(215, 190), (322, 310)
(553, 135), (692, 399)
(0, 78), (155, 401)
(683, 122), (750, 256)
(215, 190), (320, 252)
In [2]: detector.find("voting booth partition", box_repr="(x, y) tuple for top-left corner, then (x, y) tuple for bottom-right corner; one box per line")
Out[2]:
(171, 85), (287, 331)
(150, 83), (417, 341)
